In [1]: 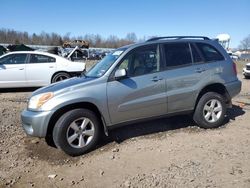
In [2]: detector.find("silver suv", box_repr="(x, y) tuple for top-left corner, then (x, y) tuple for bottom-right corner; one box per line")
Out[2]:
(21, 36), (241, 156)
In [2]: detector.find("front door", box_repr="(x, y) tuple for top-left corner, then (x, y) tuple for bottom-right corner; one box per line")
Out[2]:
(0, 53), (27, 88)
(107, 44), (167, 124)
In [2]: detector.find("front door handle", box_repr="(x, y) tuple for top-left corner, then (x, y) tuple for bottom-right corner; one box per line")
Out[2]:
(19, 68), (24, 70)
(151, 76), (163, 82)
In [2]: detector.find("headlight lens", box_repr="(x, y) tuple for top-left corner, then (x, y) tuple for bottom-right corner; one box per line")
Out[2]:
(28, 92), (54, 110)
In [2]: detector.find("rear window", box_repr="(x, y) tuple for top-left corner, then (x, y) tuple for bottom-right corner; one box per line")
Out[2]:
(29, 54), (56, 63)
(163, 43), (192, 67)
(196, 43), (224, 62)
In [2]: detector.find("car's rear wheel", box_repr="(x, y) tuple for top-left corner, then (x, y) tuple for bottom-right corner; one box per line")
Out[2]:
(193, 92), (226, 129)
(51, 72), (70, 83)
(53, 109), (101, 156)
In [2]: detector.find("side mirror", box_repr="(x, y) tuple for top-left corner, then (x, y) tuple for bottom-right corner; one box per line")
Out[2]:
(114, 69), (127, 80)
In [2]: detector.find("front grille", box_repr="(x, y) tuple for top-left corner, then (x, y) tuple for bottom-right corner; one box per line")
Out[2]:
(246, 65), (250, 70)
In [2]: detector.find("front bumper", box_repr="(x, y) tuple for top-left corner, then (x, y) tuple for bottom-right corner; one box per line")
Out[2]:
(21, 110), (54, 137)
(243, 68), (250, 76)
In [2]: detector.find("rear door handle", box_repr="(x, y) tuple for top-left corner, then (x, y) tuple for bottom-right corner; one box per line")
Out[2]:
(19, 68), (24, 70)
(151, 76), (163, 82)
(195, 68), (206, 73)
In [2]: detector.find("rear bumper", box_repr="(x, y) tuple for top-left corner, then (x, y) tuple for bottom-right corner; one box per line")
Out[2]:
(225, 80), (241, 99)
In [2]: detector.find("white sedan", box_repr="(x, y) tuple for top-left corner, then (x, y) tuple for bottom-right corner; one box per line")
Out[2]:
(0, 51), (85, 88)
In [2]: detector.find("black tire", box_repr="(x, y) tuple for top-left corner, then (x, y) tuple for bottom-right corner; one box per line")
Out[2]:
(193, 92), (226, 129)
(53, 109), (101, 156)
(244, 75), (250, 79)
(51, 72), (70, 83)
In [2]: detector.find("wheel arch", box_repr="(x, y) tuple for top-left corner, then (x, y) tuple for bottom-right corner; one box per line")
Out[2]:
(195, 83), (231, 109)
(45, 102), (108, 142)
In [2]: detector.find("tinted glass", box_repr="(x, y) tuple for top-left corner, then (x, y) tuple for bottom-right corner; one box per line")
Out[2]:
(196, 43), (224, 62)
(29, 54), (56, 63)
(164, 43), (192, 67)
(118, 45), (160, 77)
(191, 44), (203, 63)
(0, 54), (27, 64)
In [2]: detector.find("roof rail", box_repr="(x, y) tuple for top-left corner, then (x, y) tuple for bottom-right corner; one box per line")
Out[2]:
(147, 36), (210, 42)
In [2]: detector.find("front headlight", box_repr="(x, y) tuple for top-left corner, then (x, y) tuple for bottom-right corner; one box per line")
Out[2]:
(28, 92), (54, 110)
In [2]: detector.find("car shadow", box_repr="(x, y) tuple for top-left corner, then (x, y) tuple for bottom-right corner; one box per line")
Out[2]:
(97, 104), (245, 147)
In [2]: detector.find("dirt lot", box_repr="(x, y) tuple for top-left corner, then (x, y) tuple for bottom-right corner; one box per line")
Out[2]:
(0, 63), (250, 188)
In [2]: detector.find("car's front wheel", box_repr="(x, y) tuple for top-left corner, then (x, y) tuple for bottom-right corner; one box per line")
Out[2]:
(53, 109), (101, 156)
(193, 92), (226, 129)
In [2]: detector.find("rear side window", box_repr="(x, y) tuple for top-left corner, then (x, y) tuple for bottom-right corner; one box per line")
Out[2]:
(190, 44), (203, 63)
(163, 43), (192, 67)
(29, 54), (56, 63)
(196, 43), (224, 62)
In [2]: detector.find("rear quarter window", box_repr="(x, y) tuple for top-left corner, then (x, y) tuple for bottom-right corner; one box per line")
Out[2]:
(196, 43), (224, 62)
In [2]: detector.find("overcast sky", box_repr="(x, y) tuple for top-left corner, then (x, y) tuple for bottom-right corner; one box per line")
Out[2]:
(1, 0), (250, 48)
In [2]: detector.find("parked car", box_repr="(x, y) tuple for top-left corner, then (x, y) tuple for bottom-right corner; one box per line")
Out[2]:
(243, 62), (250, 79)
(228, 52), (239, 61)
(0, 51), (85, 88)
(63, 40), (89, 49)
(21, 36), (241, 156)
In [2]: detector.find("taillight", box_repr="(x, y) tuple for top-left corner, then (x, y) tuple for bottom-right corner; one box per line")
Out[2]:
(233, 61), (237, 76)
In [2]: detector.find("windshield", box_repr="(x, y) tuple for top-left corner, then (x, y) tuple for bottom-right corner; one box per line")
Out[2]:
(86, 49), (125, 78)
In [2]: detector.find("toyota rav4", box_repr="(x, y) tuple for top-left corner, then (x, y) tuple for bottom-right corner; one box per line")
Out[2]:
(21, 36), (241, 156)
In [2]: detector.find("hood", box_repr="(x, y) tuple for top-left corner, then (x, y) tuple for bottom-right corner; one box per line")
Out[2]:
(32, 76), (97, 96)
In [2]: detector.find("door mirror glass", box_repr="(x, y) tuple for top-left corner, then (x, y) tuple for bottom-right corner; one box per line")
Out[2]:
(114, 69), (127, 79)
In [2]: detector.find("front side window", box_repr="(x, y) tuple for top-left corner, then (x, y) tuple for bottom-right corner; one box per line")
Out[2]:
(29, 54), (56, 63)
(196, 43), (224, 62)
(117, 45), (160, 77)
(164, 43), (192, 67)
(0, 54), (27, 65)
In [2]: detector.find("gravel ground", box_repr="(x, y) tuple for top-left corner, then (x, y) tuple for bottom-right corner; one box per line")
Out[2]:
(0, 70), (249, 188)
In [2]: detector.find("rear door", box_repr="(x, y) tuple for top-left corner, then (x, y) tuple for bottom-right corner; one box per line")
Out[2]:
(163, 42), (209, 113)
(25, 54), (56, 86)
(107, 44), (167, 124)
(0, 53), (27, 88)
